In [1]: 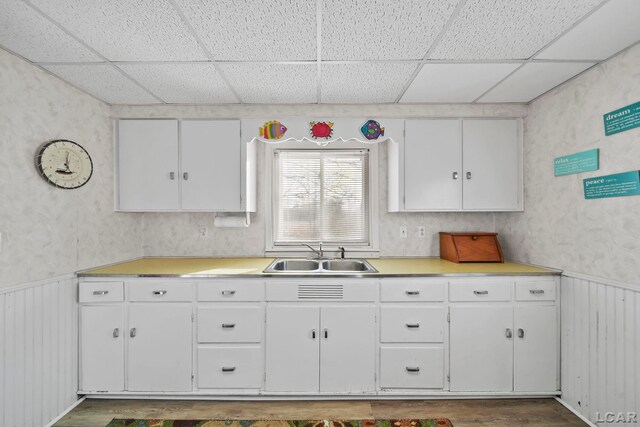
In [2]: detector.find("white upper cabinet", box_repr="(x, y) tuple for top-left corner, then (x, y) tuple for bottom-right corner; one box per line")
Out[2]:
(117, 119), (256, 212)
(389, 118), (522, 212)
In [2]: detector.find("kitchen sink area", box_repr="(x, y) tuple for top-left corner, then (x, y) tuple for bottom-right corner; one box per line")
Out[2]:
(264, 258), (378, 273)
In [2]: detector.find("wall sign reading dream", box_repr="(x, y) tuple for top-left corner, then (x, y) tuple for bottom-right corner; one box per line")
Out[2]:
(584, 171), (640, 199)
(554, 149), (599, 176)
(603, 101), (640, 136)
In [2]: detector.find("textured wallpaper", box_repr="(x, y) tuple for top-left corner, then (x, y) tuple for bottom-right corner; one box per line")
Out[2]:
(0, 49), (143, 289)
(497, 44), (640, 285)
(111, 103), (526, 259)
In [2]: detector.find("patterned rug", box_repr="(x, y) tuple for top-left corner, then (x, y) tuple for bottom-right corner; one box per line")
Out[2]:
(106, 420), (453, 427)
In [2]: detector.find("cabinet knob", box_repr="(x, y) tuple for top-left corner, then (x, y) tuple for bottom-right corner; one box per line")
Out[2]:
(530, 289), (545, 295)
(466, 171), (472, 179)
(130, 327), (136, 338)
(113, 328), (119, 338)
(518, 328), (525, 338)
(473, 290), (489, 295)
(505, 328), (512, 339)
(221, 290), (236, 296)
(324, 329), (329, 339)
(222, 323), (236, 329)
(169, 172), (175, 180)
(405, 366), (420, 373)
(405, 290), (420, 296)
(183, 172), (189, 180)
(152, 290), (167, 296)
(406, 323), (420, 328)
(92, 290), (109, 296)
(311, 329), (316, 339)
(452, 172), (459, 180)
(221, 367), (236, 372)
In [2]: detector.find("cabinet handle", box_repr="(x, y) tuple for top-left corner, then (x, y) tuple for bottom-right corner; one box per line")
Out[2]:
(518, 328), (525, 338)
(130, 327), (136, 338)
(311, 329), (316, 339)
(152, 290), (167, 296)
(221, 290), (236, 296)
(452, 172), (458, 180)
(405, 290), (420, 296)
(324, 329), (328, 339)
(169, 172), (175, 180)
(505, 328), (512, 339)
(92, 290), (109, 296)
(530, 289), (545, 295)
(183, 172), (189, 180)
(221, 367), (236, 372)
(406, 367), (420, 373)
(113, 328), (119, 338)
(466, 171), (472, 179)
(222, 323), (236, 329)
(406, 323), (420, 328)
(473, 290), (489, 295)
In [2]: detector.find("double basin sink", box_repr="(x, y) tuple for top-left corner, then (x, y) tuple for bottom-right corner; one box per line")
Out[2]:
(264, 258), (378, 274)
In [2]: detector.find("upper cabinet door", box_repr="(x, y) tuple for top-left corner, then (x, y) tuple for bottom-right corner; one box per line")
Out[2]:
(462, 120), (520, 210)
(181, 120), (241, 211)
(404, 120), (462, 210)
(118, 119), (180, 211)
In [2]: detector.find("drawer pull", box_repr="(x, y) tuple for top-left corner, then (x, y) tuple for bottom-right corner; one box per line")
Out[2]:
(405, 290), (420, 296)
(92, 290), (109, 295)
(529, 289), (545, 295)
(222, 323), (236, 329)
(130, 327), (136, 338)
(221, 366), (236, 372)
(406, 323), (420, 328)
(152, 290), (167, 296)
(221, 290), (236, 296)
(406, 366), (420, 373)
(518, 328), (525, 338)
(473, 290), (489, 295)
(113, 328), (119, 338)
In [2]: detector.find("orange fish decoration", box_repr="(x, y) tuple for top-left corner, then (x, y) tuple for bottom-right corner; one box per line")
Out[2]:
(259, 120), (287, 140)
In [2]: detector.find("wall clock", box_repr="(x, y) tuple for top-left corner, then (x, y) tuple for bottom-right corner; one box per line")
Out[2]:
(36, 139), (93, 189)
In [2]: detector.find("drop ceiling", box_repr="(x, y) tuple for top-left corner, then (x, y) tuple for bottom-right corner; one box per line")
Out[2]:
(1, 0), (639, 105)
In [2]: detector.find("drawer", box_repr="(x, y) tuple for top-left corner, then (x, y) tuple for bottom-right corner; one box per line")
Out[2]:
(449, 281), (512, 302)
(128, 281), (193, 302)
(198, 346), (262, 389)
(380, 306), (445, 343)
(79, 282), (124, 303)
(380, 346), (444, 389)
(198, 305), (262, 343)
(380, 279), (445, 302)
(198, 281), (264, 302)
(516, 280), (556, 301)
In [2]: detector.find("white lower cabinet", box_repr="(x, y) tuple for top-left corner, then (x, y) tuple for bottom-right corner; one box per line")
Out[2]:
(198, 346), (262, 389)
(380, 346), (444, 389)
(265, 303), (376, 393)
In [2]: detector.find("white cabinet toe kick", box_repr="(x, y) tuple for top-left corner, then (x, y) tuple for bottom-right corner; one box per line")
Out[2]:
(78, 276), (560, 398)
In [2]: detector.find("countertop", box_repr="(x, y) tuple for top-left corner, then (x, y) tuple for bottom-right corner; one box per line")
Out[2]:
(79, 257), (559, 278)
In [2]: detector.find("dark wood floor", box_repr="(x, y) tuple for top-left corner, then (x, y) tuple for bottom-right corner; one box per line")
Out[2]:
(54, 398), (587, 427)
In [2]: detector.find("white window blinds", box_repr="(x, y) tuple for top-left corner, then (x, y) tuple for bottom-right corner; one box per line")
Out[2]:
(273, 149), (370, 244)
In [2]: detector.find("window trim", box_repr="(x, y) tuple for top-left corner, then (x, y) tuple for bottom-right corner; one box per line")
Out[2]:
(265, 140), (380, 258)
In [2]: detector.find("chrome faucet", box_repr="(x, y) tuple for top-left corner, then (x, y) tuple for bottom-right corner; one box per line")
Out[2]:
(301, 242), (323, 259)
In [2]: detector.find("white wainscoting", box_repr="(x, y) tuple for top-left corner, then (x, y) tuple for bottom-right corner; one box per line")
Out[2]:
(561, 273), (640, 426)
(1, 275), (79, 427)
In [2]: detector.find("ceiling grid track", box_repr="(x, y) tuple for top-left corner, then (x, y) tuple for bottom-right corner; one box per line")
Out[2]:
(472, 0), (612, 103)
(393, 0), (470, 103)
(167, 0), (243, 104)
(19, 0), (166, 104)
(316, 0), (323, 104)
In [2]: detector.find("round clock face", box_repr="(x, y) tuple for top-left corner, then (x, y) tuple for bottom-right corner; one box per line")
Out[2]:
(36, 140), (93, 189)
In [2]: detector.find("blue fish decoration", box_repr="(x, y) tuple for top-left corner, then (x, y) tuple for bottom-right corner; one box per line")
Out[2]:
(360, 120), (385, 140)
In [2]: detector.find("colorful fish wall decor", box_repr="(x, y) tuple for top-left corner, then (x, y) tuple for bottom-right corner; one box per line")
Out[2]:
(360, 120), (385, 140)
(259, 120), (287, 140)
(310, 121), (334, 139)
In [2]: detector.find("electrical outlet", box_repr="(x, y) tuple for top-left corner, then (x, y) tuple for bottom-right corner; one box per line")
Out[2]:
(418, 226), (426, 238)
(199, 226), (207, 237)
(400, 226), (407, 238)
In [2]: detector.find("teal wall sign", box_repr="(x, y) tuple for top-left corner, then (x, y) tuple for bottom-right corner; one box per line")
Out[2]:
(584, 171), (640, 199)
(603, 101), (640, 136)
(554, 149), (599, 176)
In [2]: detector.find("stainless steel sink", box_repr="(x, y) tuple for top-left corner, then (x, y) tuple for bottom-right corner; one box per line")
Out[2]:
(264, 258), (377, 274)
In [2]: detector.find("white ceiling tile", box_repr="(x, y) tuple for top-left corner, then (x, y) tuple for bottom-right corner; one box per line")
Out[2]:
(321, 63), (418, 103)
(28, 0), (207, 61)
(0, 0), (101, 62)
(322, 0), (459, 60)
(218, 64), (317, 103)
(537, 0), (640, 60)
(117, 63), (237, 104)
(400, 63), (520, 103)
(479, 61), (594, 102)
(430, 0), (604, 60)
(173, 0), (317, 61)
(43, 64), (160, 104)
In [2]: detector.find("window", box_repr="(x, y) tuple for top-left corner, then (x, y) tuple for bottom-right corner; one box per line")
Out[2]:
(273, 149), (370, 245)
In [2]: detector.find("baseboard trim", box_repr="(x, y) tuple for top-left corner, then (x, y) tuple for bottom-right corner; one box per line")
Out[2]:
(44, 396), (85, 427)
(555, 397), (597, 427)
